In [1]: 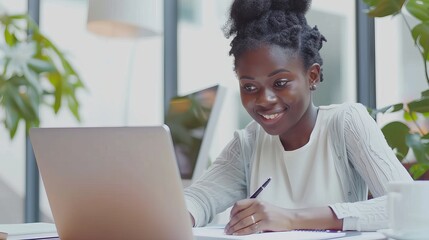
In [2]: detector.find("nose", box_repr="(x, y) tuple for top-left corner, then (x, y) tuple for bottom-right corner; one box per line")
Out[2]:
(256, 88), (277, 106)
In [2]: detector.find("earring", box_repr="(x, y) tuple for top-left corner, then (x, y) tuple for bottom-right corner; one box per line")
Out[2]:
(310, 84), (317, 91)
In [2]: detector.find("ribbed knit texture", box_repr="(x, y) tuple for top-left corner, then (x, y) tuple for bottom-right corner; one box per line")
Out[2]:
(184, 103), (412, 230)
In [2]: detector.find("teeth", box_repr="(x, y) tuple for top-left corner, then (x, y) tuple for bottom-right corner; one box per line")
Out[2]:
(262, 113), (279, 120)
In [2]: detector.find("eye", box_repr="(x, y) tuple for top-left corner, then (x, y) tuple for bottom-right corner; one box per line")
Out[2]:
(274, 79), (289, 88)
(241, 84), (257, 93)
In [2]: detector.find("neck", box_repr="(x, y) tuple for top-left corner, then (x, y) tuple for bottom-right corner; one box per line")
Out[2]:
(279, 104), (319, 151)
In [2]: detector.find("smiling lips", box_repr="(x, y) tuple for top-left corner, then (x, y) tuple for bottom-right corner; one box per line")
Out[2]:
(261, 113), (280, 119)
(259, 112), (283, 121)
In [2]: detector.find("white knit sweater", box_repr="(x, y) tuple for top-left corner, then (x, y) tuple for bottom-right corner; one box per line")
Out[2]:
(184, 103), (412, 231)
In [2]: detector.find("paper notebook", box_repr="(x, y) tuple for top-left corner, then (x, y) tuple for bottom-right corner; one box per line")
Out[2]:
(192, 226), (386, 240)
(193, 226), (345, 240)
(0, 223), (58, 240)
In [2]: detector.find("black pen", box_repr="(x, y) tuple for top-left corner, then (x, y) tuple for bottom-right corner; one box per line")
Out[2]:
(250, 177), (271, 198)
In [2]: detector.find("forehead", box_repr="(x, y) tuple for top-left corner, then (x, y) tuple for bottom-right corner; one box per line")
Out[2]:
(236, 44), (303, 76)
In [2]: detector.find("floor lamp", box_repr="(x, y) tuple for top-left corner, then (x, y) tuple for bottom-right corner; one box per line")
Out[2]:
(87, 0), (162, 124)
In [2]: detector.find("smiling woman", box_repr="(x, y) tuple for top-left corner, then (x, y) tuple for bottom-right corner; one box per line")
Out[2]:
(182, 0), (413, 236)
(236, 45), (319, 146)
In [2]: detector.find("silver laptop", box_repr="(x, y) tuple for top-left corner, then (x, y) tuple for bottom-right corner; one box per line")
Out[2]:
(30, 126), (194, 240)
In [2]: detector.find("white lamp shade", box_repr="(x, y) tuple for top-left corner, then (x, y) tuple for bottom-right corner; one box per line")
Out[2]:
(87, 0), (162, 38)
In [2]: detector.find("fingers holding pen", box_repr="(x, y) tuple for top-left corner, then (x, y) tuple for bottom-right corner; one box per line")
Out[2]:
(225, 199), (264, 235)
(229, 198), (255, 220)
(225, 178), (274, 235)
(225, 199), (298, 235)
(226, 214), (262, 235)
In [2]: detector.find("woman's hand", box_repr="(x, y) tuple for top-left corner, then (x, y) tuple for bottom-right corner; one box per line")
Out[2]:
(224, 199), (343, 235)
(224, 199), (296, 235)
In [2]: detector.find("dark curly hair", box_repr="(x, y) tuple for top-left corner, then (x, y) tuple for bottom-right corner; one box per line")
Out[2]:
(224, 0), (326, 81)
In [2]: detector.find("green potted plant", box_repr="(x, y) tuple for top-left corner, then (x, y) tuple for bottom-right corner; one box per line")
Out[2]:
(0, 13), (84, 138)
(364, 0), (429, 179)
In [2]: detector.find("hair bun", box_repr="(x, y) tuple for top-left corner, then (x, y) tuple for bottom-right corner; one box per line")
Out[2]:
(230, 0), (271, 26)
(271, 0), (311, 14)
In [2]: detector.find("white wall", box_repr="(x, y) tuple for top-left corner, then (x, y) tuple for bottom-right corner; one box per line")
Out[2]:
(0, 0), (29, 223)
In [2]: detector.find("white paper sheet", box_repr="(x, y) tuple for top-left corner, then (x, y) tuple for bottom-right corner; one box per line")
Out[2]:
(193, 225), (387, 240)
(193, 226), (346, 240)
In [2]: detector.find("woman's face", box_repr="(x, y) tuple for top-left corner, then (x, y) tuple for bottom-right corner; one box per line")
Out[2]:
(236, 44), (320, 136)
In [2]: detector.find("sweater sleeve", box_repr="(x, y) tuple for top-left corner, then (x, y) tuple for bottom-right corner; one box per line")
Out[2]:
(183, 131), (248, 227)
(329, 103), (412, 231)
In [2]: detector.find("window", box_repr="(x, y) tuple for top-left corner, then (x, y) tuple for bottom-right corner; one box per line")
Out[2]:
(375, 16), (426, 123)
(2, 0), (165, 223)
(374, 13), (427, 162)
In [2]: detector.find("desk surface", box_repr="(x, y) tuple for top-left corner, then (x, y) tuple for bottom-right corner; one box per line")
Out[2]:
(192, 227), (387, 240)
(25, 232), (389, 240)
(0, 223), (388, 240)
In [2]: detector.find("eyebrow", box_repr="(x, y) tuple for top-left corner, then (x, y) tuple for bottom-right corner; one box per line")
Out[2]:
(268, 69), (290, 77)
(239, 68), (290, 80)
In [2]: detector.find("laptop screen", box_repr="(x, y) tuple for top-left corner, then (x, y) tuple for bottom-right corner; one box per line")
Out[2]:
(165, 85), (224, 180)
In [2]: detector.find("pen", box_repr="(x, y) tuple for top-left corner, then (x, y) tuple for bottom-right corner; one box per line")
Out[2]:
(250, 177), (271, 198)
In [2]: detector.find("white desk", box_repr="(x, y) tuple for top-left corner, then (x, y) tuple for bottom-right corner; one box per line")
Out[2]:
(0, 222), (388, 240)
(193, 226), (387, 240)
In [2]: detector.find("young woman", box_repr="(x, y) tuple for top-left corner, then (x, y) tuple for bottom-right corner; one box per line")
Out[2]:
(184, 0), (412, 235)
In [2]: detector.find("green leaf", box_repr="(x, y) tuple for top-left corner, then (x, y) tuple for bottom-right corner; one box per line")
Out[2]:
(47, 72), (63, 113)
(367, 107), (378, 119)
(365, 0), (406, 17)
(4, 26), (16, 46)
(406, 0), (429, 21)
(422, 89), (429, 97)
(408, 97), (429, 112)
(367, 103), (404, 118)
(4, 83), (34, 120)
(411, 21), (429, 61)
(364, 0), (379, 5)
(409, 163), (429, 179)
(403, 110), (418, 121)
(25, 117), (40, 132)
(379, 105), (398, 113)
(4, 99), (19, 132)
(8, 14), (28, 20)
(8, 114), (20, 139)
(21, 91), (39, 119)
(28, 59), (56, 73)
(0, 75), (41, 138)
(406, 133), (429, 164)
(388, 103), (404, 112)
(25, 85), (40, 113)
(67, 94), (81, 121)
(3, 94), (21, 139)
(382, 121), (410, 161)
